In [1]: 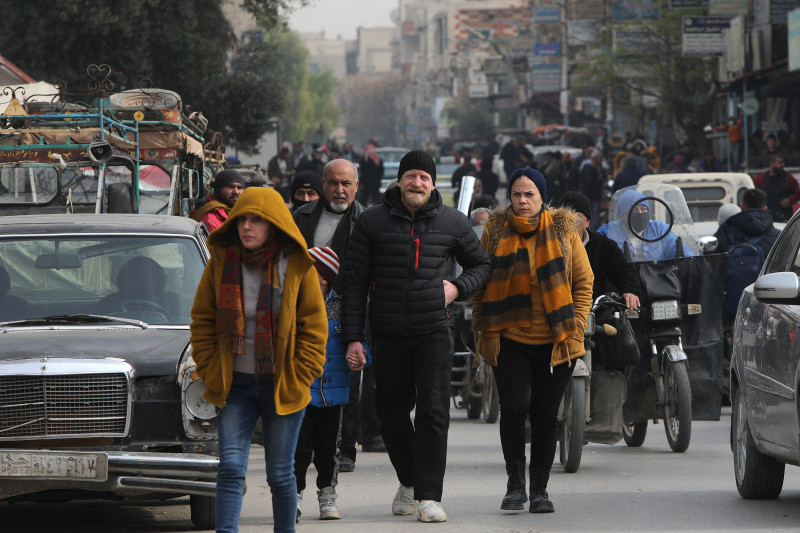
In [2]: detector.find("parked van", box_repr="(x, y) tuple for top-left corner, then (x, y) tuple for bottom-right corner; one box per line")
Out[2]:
(638, 173), (754, 237)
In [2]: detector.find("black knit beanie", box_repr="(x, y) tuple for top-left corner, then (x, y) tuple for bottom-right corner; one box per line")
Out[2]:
(397, 149), (437, 184)
(557, 191), (592, 221)
(290, 170), (323, 198)
(213, 169), (245, 195)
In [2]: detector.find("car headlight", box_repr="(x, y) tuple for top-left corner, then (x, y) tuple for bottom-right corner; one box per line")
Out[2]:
(650, 300), (680, 321)
(179, 345), (217, 439)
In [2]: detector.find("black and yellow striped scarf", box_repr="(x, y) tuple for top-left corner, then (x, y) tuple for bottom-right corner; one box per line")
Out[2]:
(482, 205), (576, 345)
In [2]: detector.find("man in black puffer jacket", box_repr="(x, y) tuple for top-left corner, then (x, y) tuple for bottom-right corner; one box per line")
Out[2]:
(341, 149), (490, 523)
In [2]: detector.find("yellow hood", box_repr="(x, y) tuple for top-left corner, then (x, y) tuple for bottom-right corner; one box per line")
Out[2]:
(207, 187), (308, 252)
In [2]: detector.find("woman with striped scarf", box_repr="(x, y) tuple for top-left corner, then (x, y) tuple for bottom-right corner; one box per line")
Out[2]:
(472, 168), (593, 514)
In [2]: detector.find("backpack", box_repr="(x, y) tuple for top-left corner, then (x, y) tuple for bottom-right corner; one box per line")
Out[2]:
(723, 232), (766, 323)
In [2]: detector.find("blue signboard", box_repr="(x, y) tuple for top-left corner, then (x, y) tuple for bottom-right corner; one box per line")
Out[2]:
(535, 43), (561, 55)
(671, 0), (709, 7)
(532, 63), (562, 92)
(533, 6), (561, 24)
(613, 0), (660, 22)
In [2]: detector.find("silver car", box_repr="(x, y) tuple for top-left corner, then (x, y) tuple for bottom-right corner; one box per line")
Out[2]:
(730, 208), (800, 498)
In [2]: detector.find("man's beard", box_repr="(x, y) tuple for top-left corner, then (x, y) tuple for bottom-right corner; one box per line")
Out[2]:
(402, 188), (431, 209)
(328, 194), (349, 213)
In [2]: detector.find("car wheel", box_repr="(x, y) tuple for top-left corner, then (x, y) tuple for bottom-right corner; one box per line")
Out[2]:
(733, 386), (784, 499)
(190, 494), (215, 530)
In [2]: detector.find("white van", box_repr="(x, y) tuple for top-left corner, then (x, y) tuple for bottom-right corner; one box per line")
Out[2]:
(637, 173), (754, 237)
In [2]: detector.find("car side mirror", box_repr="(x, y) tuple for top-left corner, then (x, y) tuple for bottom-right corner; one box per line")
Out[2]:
(754, 272), (800, 303)
(698, 235), (718, 253)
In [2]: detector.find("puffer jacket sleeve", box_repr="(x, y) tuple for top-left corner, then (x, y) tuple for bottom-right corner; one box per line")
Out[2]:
(450, 211), (491, 301)
(340, 212), (373, 345)
(470, 219), (494, 334)
(603, 237), (641, 297)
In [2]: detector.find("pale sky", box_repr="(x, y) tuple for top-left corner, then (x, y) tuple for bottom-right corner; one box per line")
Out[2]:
(287, 0), (398, 40)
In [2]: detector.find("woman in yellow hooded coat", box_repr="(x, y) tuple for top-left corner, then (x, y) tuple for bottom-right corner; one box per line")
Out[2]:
(190, 186), (327, 533)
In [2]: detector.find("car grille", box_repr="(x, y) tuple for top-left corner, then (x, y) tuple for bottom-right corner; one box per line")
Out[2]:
(0, 373), (129, 439)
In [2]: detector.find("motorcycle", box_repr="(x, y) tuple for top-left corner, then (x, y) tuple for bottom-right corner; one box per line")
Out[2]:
(450, 175), (500, 423)
(558, 293), (638, 472)
(607, 184), (726, 453)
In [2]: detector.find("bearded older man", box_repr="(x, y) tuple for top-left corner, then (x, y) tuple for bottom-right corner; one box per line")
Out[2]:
(340, 149), (490, 523)
(292, 158), (382, 474)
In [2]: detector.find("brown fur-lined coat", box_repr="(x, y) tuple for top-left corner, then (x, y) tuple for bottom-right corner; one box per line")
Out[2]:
(471, 204), (593, 367)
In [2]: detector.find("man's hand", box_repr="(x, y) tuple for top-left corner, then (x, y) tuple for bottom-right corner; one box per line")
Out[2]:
(443, 280), (459, 306)
(623, 293), (640, 310)
(346, 341), (366, 371)
(780, 198), (791, 208)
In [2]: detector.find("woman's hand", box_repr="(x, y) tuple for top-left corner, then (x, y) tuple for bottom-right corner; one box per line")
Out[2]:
(346, 341), (366, 371)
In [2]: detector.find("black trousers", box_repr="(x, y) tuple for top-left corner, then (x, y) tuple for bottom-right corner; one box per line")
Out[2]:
(493, 337), (574, 470)
(373, 328), (453, 502)
(339, 371), (360, 461)
(294, 405), (342, 492)
(359, 364), (381, 440)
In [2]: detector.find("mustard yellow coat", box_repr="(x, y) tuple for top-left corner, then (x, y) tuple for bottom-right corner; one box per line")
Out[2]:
(472, 205), (593, 367)
(190, 187), (327, 415)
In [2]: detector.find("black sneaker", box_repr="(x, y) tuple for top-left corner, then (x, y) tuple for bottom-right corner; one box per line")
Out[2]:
(362, 436), (387, 453)
(339, 456), (355, 473)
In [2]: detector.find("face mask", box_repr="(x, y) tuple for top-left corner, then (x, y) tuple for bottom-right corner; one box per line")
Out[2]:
(292, 197), (310, 211)
(630, 211), (649, 233)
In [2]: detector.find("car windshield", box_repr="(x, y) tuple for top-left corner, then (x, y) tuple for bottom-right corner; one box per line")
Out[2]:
(0, 235), (205, 325)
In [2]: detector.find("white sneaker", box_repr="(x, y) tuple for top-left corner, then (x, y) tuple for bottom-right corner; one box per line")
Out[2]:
(317, 486), (341, 520)
(392, 484), (417, 515)
(296, 491), (303, 523)
(417, 500), (447, 523)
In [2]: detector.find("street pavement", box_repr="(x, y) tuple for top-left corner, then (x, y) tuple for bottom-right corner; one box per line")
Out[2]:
(8, 404), (800, 533)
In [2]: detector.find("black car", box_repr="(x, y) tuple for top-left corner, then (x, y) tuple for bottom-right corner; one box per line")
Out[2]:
(0, 214), (217, 529)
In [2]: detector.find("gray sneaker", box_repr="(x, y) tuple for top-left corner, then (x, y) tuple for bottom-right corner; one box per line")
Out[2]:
(317, 486), (340, 520)
(417, 500), (447, 522)
(391, 484), (417, 515)
(296, 491), (303, 523)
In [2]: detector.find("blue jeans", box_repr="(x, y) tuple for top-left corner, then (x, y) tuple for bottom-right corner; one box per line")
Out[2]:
(216, 372), (305, 533)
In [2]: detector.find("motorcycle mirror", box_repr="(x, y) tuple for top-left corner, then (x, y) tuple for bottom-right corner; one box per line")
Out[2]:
(698, 235), (718, 253)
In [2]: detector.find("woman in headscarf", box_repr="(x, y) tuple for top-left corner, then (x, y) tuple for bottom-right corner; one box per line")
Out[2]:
(190, 187), (327, 533)
(471, 168), (593, 514)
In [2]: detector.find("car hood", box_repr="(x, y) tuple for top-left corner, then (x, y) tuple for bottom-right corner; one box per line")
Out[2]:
(0, 328), (189, 377)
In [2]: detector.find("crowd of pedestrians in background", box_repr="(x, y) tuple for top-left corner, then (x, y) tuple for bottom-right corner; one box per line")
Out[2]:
(188, 120), (800, 531)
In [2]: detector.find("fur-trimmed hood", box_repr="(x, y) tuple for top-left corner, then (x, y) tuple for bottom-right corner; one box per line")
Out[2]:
(484, 203), (579, 260)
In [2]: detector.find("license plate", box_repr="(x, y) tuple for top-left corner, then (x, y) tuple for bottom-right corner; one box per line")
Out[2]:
(0, 451), (107, 479)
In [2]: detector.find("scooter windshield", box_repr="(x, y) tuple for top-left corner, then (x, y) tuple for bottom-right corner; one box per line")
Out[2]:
(600, 184), (701, 262)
